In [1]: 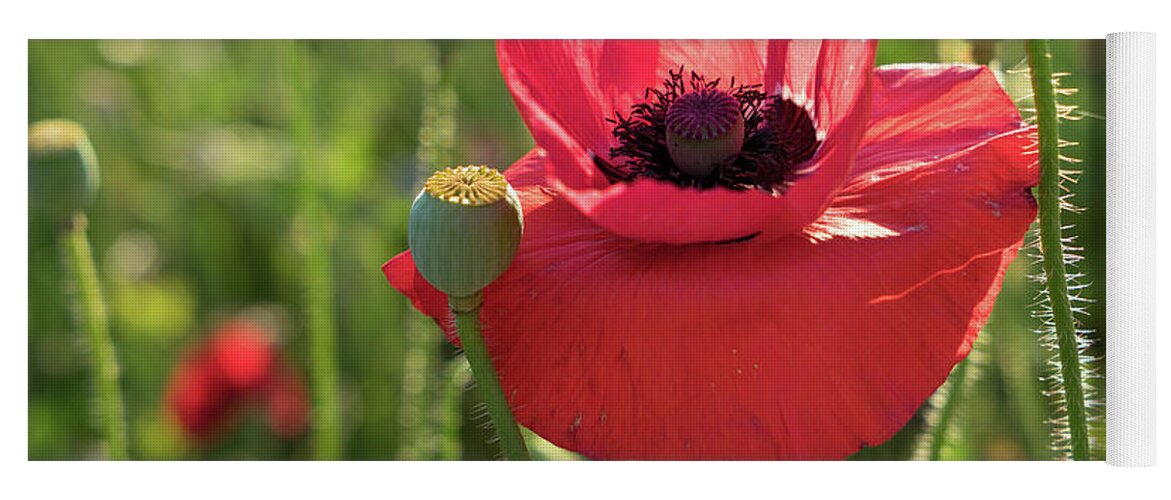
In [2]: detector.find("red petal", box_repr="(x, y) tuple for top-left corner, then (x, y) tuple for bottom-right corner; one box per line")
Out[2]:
(385, 131), (1037, 459)
(765, 40), (875, 134)
(855, 64), (1025, 173)
(498, 40), (645, 191)
(500, 40), (875, 244)
(383, 251), (452, 335)
(656, 40), (767, 86)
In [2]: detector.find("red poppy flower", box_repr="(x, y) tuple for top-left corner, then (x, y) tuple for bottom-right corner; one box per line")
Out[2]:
(384, 40), (1038, 459)
(165, 320), (309, 441)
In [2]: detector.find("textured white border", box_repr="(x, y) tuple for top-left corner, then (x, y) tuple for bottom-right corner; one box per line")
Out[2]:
(1107, 32), (1157, 467)
(8, 2), (1171, 498)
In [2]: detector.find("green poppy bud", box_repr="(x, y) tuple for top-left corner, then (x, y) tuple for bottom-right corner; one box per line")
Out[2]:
(29, 119), (100, 222)
(408, 166), (524, 304)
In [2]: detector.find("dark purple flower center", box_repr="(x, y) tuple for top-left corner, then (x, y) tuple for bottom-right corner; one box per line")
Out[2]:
(599, 69), (822, 192)
(665, 88), (742, 141)
(664, 88), (746, 178)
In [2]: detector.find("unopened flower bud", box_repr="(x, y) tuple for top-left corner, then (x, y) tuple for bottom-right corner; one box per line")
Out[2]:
(29, 119), (100, 221)
(408, 166), (523, 302)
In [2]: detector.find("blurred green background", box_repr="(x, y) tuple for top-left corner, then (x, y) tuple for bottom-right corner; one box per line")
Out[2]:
(27, 40), (1105, 460)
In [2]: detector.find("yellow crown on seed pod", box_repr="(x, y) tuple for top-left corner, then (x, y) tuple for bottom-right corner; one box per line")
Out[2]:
(408, 166), (524, 303)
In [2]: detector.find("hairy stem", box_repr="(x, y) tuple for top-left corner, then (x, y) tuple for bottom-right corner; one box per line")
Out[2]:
(62, 214), (128, 460)
(1026, 39), (1091, 461)
(452, 300), (530, 460)
(283, 41), (343, 460)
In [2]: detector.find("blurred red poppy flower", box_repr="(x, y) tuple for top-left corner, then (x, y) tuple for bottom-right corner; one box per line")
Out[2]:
(166, 353), (235, 440)
(263, 367), (311, 440)
(165, 320), (308, 441)
(385, 40), (1038, 459)
(208, 322), (276, 393)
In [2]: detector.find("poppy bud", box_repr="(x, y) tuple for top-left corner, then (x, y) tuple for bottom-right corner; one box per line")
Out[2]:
(665, 88), (745, 178)
(28, 119), (100, 221)
(408, 166), (524, 304)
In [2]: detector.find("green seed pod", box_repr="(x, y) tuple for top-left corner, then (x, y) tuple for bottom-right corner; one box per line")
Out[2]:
(664, 88), (745, 178)
(408, 166), (524, 301)
(29, 119), (100, 222)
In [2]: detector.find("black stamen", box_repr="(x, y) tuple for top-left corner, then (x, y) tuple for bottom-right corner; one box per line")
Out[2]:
(604, 68), (822, 193)
(592, 154), (633, 182)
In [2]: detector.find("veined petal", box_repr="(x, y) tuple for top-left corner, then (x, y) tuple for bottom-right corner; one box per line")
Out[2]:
(856, 64), (1026, 173)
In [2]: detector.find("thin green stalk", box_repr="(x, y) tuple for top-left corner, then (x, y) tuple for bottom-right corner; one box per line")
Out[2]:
(452, 301), (529, 460)
(397, 314), (443, 460)
(303, 195), (342, 461)
(62, 214), (128, 460)
(988, 262), (1053, 461)
(927, 358), (970, 460)
(440, 359), (471, 460)
(283, 41), (343, 460)
(397, 41), (461, 460)
(1026, 39), (1091, 461)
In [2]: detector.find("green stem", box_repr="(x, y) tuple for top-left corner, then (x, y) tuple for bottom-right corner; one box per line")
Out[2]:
(397, 315), (443, 459)
(399, 41), (461, 460)
(1026, 39), (1091, 461)
(927, 358), (970, 460)
(440, 360), (471, 460)
(61, 214), (128, 460)
(452, 299), (530, 460)
(988, 263), (1053, 461)
(283, 41), (343, 460)
(304, 196), (342, 461)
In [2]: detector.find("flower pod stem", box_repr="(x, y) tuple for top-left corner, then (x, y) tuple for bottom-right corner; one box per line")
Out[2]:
(282, 40), (343, 460)
(451, 294), (530, 460)
(927, 357), (971, 460)
(61, 214), (129, 460)
(1027, 39), (1091, 461)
